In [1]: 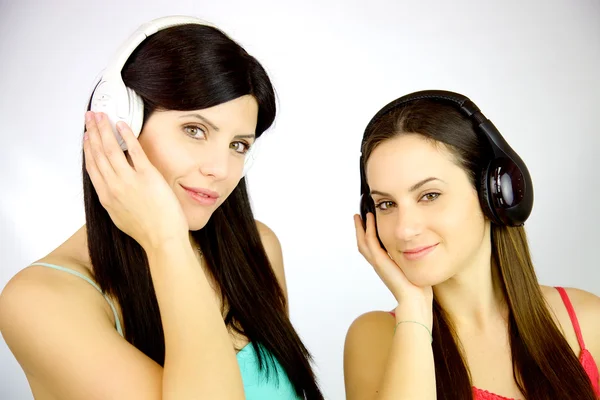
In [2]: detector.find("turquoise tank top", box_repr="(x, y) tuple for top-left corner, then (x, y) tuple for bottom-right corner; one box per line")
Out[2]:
(31, 262), (301, 399)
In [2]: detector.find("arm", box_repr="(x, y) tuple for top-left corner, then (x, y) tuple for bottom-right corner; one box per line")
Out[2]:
(347, 213), (436, 400)
(0, 244), (244, 400)
(148, 239), (244, 399)
(0, 248), (245, 400)
(344, 310), (436, 400)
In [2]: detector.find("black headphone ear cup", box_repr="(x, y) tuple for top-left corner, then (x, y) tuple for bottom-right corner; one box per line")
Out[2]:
(478, 166), (499, 224)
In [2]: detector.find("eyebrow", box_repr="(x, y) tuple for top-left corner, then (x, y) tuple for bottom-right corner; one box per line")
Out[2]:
(370, 177), (445, 197)
(179, 113), (256, 140)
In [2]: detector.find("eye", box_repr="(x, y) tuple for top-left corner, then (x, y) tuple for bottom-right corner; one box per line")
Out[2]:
(231, 141), (251, 155)
(420, 192), (440, 202)
(375, 200), (395, 211)
(184, 125), (206, 139)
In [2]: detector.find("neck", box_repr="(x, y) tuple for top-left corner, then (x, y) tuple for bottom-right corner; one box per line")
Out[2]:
(433, 239), (508, 332)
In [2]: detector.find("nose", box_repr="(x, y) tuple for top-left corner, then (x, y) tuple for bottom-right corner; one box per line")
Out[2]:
(199, 147), (230, 180)
(394, 205), (422, 242)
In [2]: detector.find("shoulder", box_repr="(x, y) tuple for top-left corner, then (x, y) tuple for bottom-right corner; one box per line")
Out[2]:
(541, 285), (600, 360)
(344, 311), (396, 399)
(0, 258), (119, 355)
(256, 220), (280, 249)
(1, 257), (98, 314)
(558, 287), (600, 359)
(255, 220), (283, 266)
(345, 310), (396, 352)
(0, 259), (162, 399)
(255, 220), (287, 300)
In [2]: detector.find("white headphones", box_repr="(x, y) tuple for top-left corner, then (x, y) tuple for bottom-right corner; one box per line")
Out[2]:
(89, 15), (260, 177)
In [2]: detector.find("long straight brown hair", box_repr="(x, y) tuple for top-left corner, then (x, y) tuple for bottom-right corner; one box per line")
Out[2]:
(361, 100), (597, 399)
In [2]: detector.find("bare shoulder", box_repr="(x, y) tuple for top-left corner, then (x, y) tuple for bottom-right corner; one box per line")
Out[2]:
(255, 220), (288, 302)
(0, 257), (162, 399)
(255, 220), (280, 247)
(0, 257), (118, 352)
(344, 311), (396, 400)
(541, 285), (600, 360)
(345, 310), (396, 355)
(255, 220), (283, 267)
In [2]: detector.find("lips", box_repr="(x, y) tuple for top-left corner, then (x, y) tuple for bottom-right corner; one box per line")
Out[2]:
(180, 185), (219, 199)
(180, 184), (220, 206)
(403, 244), (437, 254)
(401, 243), (439, 261)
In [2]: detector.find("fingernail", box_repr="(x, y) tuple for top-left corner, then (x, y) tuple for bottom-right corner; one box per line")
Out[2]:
(83, 132), (89, 141)
(85, 112), (93, 122)
(95, 113), (103, 122)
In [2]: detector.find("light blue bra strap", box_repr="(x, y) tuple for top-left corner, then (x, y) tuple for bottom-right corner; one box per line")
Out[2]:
(30, 262), (124, 337)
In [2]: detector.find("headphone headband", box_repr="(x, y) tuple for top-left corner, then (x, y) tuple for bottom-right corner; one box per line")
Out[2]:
(362, 90), (485, 150)
(98, 16), (214, 121)
(359, 90), (534, 226)
(103, 16), (215, 79)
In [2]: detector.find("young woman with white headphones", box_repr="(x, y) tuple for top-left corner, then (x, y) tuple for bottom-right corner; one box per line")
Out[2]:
(0, 16), (323, 400)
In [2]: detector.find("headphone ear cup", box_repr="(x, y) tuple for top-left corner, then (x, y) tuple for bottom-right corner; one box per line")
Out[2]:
(478, 165), (500, 224)
(128, 87), (145, 139)
(90, 81), (144, 151)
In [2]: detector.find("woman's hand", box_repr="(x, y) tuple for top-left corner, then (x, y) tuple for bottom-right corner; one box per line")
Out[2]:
(354, 213), (433, 324)
(83, 111), (188, 250)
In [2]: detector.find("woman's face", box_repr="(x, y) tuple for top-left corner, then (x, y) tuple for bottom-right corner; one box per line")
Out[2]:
(365, 133), (491, 287)
(138, 95), (258, 231)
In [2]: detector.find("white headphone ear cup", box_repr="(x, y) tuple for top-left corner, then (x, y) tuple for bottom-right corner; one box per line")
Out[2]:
(90, 80), (125, 149)
(128, 87), (144, 139)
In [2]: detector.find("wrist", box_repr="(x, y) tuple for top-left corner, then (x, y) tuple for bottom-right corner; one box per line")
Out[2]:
(394, 303), (433, 329)
(143, 235), (192, 258)
(393, 320), (433, 343)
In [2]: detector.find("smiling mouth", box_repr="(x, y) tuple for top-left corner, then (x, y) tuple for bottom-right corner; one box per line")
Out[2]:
(401, 244), (439, 260)
(181, 185), (219, 206)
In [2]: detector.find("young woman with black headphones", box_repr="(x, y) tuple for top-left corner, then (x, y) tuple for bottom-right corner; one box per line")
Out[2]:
(344, 90), (599, 400)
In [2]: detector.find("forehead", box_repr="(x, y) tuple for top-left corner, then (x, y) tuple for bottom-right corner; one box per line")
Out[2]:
(366, 134), (458, 189)
(154, 95), (259, 131)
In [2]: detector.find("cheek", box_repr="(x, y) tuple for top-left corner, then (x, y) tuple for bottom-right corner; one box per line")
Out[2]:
(141, 138), (191, 181)
(441, 195), (487, 253)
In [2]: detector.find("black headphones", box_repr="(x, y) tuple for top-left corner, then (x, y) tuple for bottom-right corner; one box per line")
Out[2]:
(359, 90), (534, 227)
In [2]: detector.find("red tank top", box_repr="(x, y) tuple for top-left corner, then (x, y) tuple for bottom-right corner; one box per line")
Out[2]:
(391, 287), (600, 399)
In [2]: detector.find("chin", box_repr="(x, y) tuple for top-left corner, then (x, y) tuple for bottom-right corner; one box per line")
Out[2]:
(186, 214), (212, 232)
(402, 267), (453, 288)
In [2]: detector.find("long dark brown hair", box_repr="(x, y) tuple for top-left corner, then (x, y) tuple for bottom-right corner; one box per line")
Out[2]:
(361, 100), (597, 399)
(83, 24), (323, 399)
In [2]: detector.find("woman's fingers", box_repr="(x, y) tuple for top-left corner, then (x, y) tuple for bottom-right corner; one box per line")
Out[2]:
(85, 112), (118, 184)
(364, 213), (387, 262)
(115, 121), (152, 171)
(354, 214), (370, 259)
(83, 128), (109, 204)
(91, 112), (134, 178)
